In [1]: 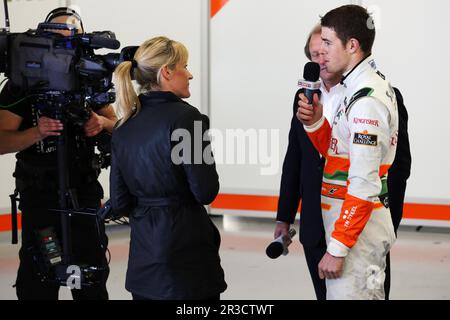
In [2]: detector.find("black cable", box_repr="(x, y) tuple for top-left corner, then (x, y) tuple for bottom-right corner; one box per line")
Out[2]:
(0, 94), (36, 109)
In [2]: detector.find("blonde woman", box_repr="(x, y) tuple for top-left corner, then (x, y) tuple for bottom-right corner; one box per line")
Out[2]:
(110, 37), (227, 300)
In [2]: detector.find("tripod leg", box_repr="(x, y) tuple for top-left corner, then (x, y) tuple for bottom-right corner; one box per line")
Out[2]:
(56, 114), (72, 266)
(68, 189), (80, 210)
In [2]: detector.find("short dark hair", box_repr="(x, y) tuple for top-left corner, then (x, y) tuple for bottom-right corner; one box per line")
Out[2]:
(304, 24), (322, 61)
(321, 5), (375, 55)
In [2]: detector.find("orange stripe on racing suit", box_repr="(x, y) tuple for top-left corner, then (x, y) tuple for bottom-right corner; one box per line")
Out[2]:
(331, 194), (374, 250)
(379, 164), (390, 178)
(322, 183), (347, 199)
(305, 117), (332, 157)
(323, 156), (350, 178)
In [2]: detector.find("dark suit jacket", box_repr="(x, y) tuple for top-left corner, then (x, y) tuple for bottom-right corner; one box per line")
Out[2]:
(277, 89), (325, 248)
(110, 91), (227, 299)
(388, 88), (412, 231)
(277, 87), (411, 247)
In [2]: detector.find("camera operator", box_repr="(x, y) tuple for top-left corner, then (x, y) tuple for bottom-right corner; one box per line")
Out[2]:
(0, 7), (117, 300)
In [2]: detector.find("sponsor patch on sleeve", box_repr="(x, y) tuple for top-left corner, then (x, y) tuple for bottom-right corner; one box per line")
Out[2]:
(353, 132), (378, 147)
(353, 118), (380, 127)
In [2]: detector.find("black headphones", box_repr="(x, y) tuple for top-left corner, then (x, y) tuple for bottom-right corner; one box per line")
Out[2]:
(44, 7), (84, 33)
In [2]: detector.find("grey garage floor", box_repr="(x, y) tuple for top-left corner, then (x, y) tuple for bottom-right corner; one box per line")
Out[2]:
(0, 216), (449, 300)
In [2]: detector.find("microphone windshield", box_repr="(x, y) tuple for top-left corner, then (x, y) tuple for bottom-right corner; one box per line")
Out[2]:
(303, 62), (320, 82)
(266, 242), (284, 259)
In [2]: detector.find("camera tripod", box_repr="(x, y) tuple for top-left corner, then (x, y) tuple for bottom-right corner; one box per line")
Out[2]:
(10, 94), (109, 288)
(46, 96), (109, 287)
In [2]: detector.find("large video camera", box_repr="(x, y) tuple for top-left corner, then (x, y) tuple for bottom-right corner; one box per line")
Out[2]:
(1, 2), (136, 289)
(0, 26), (122, 96)
(0, 6), (138, 169)
(0, 18), (136, 137)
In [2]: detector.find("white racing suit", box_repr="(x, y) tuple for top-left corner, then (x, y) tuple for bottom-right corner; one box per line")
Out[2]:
(305, 56), (399, 300)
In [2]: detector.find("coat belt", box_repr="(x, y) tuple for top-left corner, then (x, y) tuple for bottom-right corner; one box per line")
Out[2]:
(137, 196), (195, 207)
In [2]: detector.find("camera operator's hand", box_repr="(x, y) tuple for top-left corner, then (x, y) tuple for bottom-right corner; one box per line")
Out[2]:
(84, 112), (105, 137)
(38, 116), (63, 139)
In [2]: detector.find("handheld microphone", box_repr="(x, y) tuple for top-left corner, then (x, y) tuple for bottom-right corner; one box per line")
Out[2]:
(266, 229), (297, 259)
(298, 62), (321, 104)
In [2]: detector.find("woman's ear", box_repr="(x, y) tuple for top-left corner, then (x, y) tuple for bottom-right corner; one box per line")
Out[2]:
(160, 65), (171, 81)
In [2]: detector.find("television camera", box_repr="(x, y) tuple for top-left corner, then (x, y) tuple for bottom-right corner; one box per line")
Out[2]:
(1, 1), (136, 288)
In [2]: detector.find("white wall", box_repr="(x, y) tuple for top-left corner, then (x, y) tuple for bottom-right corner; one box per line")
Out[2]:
(0, 0), (66, 31)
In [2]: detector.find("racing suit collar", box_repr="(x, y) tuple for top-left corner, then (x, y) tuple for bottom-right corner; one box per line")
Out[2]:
(340, 55), (374, 86)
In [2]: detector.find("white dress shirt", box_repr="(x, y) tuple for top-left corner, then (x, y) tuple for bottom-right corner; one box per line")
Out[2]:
(320, 82), (343, 126)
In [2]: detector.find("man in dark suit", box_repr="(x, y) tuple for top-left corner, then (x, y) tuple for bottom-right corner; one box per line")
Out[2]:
(384, 87), (412, 299)
(274, 25), (411, 300)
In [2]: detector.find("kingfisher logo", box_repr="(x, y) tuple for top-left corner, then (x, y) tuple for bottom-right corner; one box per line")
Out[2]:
(354, 118), (379, 127)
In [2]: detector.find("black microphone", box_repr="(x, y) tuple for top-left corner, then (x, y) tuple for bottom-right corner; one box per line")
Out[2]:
(266, 229), (297, 259)
(298, 62), (321, 104)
